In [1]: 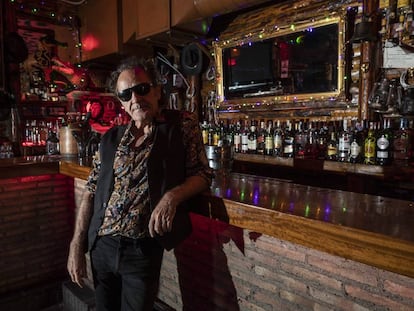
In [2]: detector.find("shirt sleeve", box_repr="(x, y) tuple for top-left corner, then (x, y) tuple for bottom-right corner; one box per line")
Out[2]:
(181, 111), (214, 185)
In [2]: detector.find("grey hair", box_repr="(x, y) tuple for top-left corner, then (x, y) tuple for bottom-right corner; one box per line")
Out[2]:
(107, 56), (159, 94)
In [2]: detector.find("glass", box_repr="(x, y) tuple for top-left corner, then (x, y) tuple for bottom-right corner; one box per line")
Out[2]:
(385, 80), (401, 116)
(368, 78), (389, 111)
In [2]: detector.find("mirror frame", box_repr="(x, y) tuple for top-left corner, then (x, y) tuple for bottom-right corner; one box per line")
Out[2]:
(213, 15), (345, 105)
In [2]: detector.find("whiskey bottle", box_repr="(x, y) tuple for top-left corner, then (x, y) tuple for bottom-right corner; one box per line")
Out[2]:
(326, 130), (338, 161)
(364, 122), (376, 165)
(393, 118), (412, 166)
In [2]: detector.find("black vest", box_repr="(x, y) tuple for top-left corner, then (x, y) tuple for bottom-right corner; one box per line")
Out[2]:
(87, 110), (191, 251)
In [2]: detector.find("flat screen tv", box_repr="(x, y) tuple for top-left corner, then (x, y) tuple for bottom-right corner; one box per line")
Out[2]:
(217, 19), (342, 102)
(223, 41), (274, 99)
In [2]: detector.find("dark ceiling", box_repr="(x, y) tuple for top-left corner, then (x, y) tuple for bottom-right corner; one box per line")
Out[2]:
(10, 0), (80, 25)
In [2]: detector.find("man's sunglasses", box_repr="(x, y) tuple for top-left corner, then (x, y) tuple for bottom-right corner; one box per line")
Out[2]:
(117, 82), (153, 101)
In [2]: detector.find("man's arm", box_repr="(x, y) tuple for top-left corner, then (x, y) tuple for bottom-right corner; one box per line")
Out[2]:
(67, 189), (94, 288)
(148, 175), (209, 237)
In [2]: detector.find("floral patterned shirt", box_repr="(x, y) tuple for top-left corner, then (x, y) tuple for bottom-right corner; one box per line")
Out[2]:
(86, 110), (212, 239)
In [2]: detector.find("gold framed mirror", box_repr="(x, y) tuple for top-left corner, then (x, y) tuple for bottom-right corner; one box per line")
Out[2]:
(213, 15), (346, 105)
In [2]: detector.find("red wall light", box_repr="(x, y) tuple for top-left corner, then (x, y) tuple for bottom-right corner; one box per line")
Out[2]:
(81, 33), (99, 52)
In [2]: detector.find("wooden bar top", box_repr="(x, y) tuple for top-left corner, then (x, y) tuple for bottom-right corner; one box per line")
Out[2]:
(1, 156), (413, 278)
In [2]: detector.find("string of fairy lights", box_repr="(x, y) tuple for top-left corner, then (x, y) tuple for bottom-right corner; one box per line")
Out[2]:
(8, 0), (83, 65)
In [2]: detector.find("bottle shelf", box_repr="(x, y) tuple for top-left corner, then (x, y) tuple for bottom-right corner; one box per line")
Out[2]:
(233, 153), (414, 180)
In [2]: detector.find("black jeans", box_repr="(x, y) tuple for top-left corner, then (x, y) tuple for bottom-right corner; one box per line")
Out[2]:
(90, 235), (164, 311)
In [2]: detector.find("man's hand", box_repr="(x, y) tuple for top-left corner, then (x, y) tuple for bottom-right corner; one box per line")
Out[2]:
(148, 192), (177, 237)
(67, 242), (87, 288)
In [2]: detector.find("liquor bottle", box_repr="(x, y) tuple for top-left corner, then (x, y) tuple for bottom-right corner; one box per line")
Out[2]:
(304, 121), (318, 159)
(273, 120), (283, 157)
(233, 120), (242, 153)
(247, 120), (258, 154)
(225, 120), (234, 147)
(364, 122), (376, 165)
(241, 120), (249, 154)
(326, 130), (338, 161)
(46, 130), (59, 155)
(317, 122), (328, 160)
(376, 118), (393, 165)
(207, 122), (214, 146)
(213, 123), (221, 146)
(283, 120), (294, 158)
(264, 120), (274, 156)
(201, 121), (209, 145)
(393, 118), (412, 166)
(24, 120), (33, 144)
(338, 119), (351, 162)
(294, 121), (306, 159)
(256, 119), (266, 155)
(349, 121), (364, 163)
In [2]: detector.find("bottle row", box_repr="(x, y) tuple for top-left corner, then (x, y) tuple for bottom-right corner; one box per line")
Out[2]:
(201, 117), (414, 166)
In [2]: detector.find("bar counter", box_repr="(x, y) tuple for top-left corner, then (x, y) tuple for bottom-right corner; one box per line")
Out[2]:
(1, 156), (413, 280)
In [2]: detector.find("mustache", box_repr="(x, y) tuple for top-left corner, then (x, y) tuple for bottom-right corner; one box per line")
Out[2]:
(129, 101), (148, 111)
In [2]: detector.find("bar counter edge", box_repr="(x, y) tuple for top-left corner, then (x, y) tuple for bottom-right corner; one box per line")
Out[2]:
(1, 156), (413, 280)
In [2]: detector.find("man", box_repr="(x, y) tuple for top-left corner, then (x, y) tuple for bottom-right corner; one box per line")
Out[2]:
(67, 56), (212, 311)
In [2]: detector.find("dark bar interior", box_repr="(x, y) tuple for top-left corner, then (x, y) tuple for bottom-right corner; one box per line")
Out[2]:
(0, 0), (413, 310)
